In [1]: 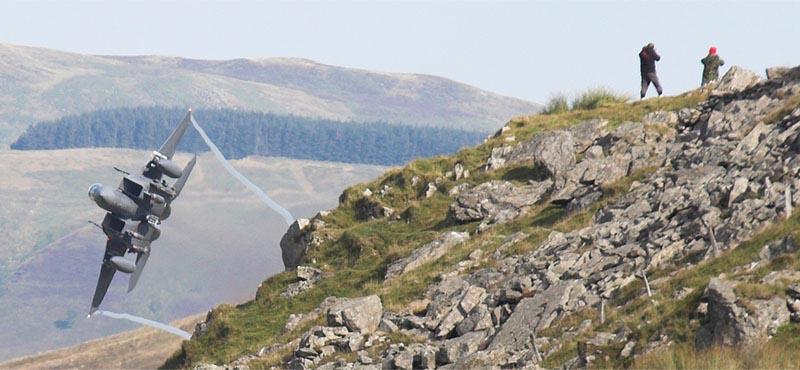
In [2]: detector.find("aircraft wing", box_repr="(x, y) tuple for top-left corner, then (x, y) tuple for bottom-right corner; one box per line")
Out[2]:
(158, 110), (193, 159)
(89, 238), (127, 315)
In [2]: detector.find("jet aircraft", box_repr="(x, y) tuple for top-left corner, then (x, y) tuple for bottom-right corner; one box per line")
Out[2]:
(87, 111), (196, 315)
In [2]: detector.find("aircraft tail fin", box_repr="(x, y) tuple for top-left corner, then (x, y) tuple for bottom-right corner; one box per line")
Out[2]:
(173, 154), (197, 198)
(127, 252), (150, 292)
(158, 110), (192, 159)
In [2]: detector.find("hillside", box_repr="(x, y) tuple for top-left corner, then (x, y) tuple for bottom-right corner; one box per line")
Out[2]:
(0, 314), (204, 370)
(0, 42), (540, 147)
(10, 107), (485, 166)
(169, 65), (800, 369)
(0, 149), (385, 361)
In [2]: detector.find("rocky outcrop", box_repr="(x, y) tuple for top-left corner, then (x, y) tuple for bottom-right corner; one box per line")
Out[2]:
(254, 65), (800, 370)
(282, 266), (323, 298)
(285, 296), (385, 369)
(713, 66), (763, 95)
(385, 232), (470, 280)
(280, 215), (328, 270)
(448, 180), (553, 229)
(695, 278), (790, 349)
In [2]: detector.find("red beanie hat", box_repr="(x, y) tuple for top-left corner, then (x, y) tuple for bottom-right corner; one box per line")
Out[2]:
(709, 46), (717, 55)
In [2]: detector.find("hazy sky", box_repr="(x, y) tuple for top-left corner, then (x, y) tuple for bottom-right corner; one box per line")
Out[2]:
(0, 1), (797, 103)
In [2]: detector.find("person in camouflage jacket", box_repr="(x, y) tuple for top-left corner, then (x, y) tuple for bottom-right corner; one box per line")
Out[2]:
(701, 46), (725, 86)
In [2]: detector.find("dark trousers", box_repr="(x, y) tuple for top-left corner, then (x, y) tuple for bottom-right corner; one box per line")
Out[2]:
(640, 72), (663, 98)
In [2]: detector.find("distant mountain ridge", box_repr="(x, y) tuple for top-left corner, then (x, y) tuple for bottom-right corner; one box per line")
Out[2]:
(0, 42), (540, 147)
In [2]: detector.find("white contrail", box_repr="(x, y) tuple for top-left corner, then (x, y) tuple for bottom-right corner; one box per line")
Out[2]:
(94, 310), (192, 340)
(189, 115), (295, 225)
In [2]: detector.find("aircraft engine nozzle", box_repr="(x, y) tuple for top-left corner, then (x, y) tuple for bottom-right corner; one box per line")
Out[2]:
(156, 159), (183, 178)
(109, 256), (136, 274)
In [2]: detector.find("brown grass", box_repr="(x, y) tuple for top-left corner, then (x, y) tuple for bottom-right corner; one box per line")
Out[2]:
(634, 341), (800, 370)
(0, 313), (204, 370)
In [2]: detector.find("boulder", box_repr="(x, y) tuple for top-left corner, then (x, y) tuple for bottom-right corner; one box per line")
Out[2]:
(280, 219), (311, 271)
(282, 266), (324, 298)
(425, 183), (438, 198)
(642, 111), (679, 126)
(713, 66), (762, 95)
(758, 236), (797, 261)
(565, 119), (609, 151)
(727, 177), (749, 207)
(437, 331), (485, 364)
(766, 66), (791, 80)
(695, 278), (789, 349)
(385, 232), (471, 279)
(449, 180), (553, 225)
(489, 280), (587, 352)
(327, 295), (383, 334)
(507, 130), (576, 184)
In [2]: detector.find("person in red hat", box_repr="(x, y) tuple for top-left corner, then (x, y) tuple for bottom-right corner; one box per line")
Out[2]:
(701, 46), (725, 86)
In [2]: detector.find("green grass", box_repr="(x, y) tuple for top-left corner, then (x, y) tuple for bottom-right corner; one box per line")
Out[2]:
(571, 87), (631, 111)
(543, 93), (570, 114)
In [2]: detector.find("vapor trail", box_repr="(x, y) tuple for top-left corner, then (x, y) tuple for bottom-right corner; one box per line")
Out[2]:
(190, 115), (295, 225)
(94, 310), (192, 340)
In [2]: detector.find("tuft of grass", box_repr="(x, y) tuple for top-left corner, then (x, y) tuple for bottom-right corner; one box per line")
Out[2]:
(571, 87), (631, 111)
(543, 93), (571, 114)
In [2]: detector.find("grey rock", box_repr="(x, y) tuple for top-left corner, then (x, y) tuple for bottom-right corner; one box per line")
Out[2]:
(378, 318), (399, 333)
(393, 350), (414, 370)
(766, 66), (791, 80)
(758, 237), (797, 261)
(695, 278), (789, 349)
(425, 183), (438, 198)
(713, 66), (762, 95)
(385, 231), (470, 280)
(280, 218), (312, 271)
(437, 331), (485, 364)
(566, 119), (610, 151)
(642, 110), (679, 126)
(297, 266), (322, 282)
(449, 180), (553, 225)
(489, 280), (587, 352)
(728, 177), (749, 207)
(327, 295), (384, 334)
(456, 304), (493, 335)
(620, 341), (636, 358)
(425, 277), (471, 330)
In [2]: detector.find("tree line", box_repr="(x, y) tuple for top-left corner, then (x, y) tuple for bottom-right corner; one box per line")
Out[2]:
(11, 107), (487, 166)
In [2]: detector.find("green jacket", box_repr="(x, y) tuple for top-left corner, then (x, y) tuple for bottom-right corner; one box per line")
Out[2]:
(701, 54), (725, 85)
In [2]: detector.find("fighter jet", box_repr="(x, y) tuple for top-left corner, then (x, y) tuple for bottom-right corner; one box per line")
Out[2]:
(87, 110), (197, 315)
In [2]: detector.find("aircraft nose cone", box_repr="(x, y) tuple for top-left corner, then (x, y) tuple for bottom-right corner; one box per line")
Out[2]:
(88, 183), (103, 203)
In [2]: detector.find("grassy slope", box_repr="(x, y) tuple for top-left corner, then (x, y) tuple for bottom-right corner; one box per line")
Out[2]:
(171, 90), (726, 369)
(0, 314), (205, 370)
